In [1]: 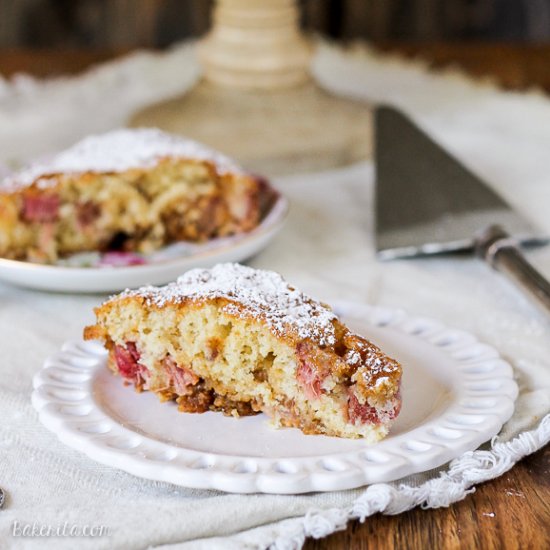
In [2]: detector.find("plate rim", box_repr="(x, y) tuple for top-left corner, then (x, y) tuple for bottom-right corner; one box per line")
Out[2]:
(31, 302), (518, 494)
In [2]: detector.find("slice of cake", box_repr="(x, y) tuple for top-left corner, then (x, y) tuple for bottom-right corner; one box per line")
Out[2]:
(84, 263), (402, 440)
(0, 129), (264, 263)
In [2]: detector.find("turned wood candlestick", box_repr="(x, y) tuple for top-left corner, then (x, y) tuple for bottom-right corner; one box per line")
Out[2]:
(130, 0), (371, 175)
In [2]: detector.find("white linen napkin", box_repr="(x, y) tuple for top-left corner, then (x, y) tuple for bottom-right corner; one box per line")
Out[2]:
(0, 41), (549, 549)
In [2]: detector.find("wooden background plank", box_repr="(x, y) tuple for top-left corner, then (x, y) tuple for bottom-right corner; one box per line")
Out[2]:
(1, 0), (549, 47)
(2, 43), (550, 95)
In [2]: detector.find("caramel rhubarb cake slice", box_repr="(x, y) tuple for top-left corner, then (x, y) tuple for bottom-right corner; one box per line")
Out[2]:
(84, 263), (402, 440)
(0, 129), (263, 263)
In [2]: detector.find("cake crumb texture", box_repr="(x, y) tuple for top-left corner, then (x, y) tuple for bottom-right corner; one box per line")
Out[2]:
(85, 263), (402, 440)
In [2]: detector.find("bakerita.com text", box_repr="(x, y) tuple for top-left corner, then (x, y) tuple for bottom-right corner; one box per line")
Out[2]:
(12, 521), (109, 538)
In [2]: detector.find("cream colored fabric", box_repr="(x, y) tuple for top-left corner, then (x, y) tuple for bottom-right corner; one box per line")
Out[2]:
(1, 41), (549, 549)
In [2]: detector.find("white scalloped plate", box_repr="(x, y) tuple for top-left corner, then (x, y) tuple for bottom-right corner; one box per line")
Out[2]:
(0, 193), (288, 293)
(31, 302), (517, 494)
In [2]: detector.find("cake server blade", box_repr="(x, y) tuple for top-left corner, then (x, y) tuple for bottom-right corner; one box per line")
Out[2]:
(375, 106), (546, 260)
(374, 106), (550, 315)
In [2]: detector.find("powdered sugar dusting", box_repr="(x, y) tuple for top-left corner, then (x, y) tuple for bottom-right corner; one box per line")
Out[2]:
(1, 128), (243, 191)
(116, 263), (337, 346)
(352, 347), (401, 390)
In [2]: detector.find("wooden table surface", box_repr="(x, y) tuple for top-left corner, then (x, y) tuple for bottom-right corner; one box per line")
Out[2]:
(1, 43), (550, 93)
(1, 43), (548, 549)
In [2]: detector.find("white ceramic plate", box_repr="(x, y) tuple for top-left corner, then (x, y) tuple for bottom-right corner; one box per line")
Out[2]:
(31, 302), (517, 494)
(0, 193), (288, 293)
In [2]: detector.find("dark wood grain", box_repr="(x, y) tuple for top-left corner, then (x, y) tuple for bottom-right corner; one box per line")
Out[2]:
(0, 49), (127, 78)
(0, 44), (548, 550)
(305, 445), (550, 549)
(375, 42), (550, 93)
(2, 1), (547, 47)
(1, 43), (549, 93)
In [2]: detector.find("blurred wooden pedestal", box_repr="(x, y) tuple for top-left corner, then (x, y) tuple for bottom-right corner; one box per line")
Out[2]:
(131, 80), (371, 175)
(131, 0), (372, 175)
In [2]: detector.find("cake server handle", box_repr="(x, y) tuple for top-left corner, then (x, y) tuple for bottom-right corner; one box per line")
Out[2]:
(476, 225), (550, 315)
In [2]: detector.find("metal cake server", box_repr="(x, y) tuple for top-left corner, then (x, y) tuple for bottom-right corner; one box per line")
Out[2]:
(375, 106), (550, 314)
